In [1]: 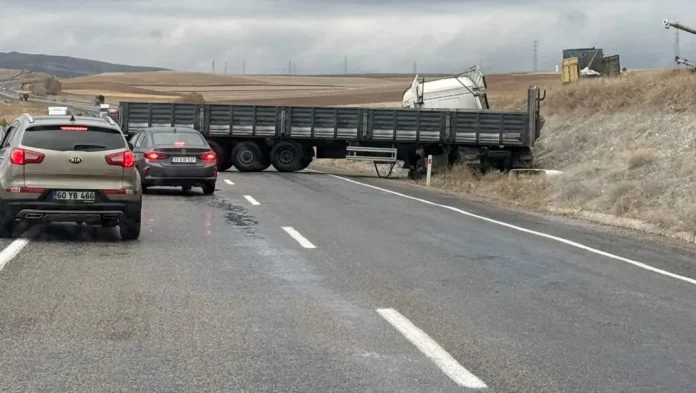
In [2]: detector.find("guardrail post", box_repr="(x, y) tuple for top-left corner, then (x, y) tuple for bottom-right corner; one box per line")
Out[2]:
(426, 155), (432, 186)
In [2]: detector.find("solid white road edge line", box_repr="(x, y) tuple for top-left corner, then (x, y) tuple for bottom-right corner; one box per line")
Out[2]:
(377, 308), (487, 389)
(308, 169), (696, 287)
(244, 195), (260, 205)
(0, 226), (40, 272)
(281, 226), (316, 249)
(223, 179), (234, 185)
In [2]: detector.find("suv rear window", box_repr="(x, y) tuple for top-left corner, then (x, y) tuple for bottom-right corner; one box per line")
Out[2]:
(21, 125), (126, 152)
(153, 132), (207, 146)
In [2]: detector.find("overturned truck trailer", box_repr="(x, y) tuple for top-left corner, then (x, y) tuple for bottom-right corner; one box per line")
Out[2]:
(117, 87), (545, 178)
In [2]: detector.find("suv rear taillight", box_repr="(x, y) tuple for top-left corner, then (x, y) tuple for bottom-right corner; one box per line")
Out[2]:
(145, 151), (168, 160)
(200, 151), (216, 162)
(105, 151), (135, 167)
(10, 148), (45, 165)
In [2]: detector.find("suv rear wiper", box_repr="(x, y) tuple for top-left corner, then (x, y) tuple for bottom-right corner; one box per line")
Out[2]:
(73, 144), (106, 151)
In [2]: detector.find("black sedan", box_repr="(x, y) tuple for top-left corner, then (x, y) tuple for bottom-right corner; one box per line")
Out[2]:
(129, 127), (217, 194)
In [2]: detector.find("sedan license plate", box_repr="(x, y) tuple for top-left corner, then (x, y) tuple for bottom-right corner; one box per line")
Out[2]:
(54, 191), (95, 201)
(172, 157), (196, 163)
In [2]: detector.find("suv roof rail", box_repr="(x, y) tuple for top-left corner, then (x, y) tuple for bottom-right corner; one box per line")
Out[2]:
(20, 113), (34, 123)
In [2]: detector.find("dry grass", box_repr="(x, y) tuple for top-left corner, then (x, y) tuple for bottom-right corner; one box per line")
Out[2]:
(0, 68), (23, 79)
(175, 92), (206, 103)
(433, 70), (696, 242)
(61, 82), (181, 96)
(56, 70), (563, 108)
(0, 100), (50, 123)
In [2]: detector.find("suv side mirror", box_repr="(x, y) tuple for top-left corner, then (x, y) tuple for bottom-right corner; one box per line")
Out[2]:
(127, 142), (134, 150)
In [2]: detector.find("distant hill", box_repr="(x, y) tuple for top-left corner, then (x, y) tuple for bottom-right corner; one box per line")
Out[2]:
(0, 51), (170, 78)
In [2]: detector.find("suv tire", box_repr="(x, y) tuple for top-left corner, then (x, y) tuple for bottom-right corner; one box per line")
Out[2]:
(202, 181), (216, 195)
(0, 215), (14, 239)
(120, 204), (141, 241)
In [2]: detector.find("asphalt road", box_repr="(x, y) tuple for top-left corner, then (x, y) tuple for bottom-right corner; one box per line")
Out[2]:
(0, 167), (695, 393)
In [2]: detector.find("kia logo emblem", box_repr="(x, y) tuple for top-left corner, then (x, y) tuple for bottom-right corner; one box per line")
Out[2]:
(68, 157), (82, 164)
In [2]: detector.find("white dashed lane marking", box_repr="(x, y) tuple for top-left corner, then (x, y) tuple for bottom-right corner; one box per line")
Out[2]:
(281, 226), (316, 249)
(244, 195), (260, 205)
(377, 308), (487, 389)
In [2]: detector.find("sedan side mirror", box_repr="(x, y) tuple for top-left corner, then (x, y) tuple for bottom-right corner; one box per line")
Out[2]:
(128, 142), (134, 150)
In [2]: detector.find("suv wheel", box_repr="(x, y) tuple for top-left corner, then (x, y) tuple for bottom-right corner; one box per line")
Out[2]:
(119, 205), (141, 241)
(0, 215), (14, 238)
(202, 181), (216, 195)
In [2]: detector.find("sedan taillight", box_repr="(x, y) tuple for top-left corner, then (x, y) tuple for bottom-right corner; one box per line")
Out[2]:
(145, 151), (168, 160)
(200, 151), (216, 162)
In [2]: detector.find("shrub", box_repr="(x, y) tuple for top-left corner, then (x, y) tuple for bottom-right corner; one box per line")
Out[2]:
(175, 92), (206, 103)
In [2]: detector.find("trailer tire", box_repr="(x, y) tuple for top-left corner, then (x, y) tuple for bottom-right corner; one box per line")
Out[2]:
(207, 140), (232, 171)
(231, 142), (265, 172)
(270, 141), (304, 172)
(259, 153), (272, 171)
(298, 157), (313, 171)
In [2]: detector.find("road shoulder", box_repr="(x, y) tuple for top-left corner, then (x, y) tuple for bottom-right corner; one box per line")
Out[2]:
(310, 164), (696, 278)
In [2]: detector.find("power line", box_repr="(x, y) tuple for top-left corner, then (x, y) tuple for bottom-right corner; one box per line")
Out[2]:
(533, 40), (538, 72)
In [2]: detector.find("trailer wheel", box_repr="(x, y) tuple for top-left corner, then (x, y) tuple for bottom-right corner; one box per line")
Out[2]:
(231, 142), (265, 172)
(207, 140), (232, 171)
(270, 141), (304, 172)
(297, 157), (313, 171)
(258, 151), (272, 171)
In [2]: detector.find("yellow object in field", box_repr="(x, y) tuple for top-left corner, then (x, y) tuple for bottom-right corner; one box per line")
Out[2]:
(562, 57), (579, 83)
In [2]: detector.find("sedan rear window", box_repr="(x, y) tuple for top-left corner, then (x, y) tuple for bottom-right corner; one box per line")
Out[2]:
(21, 125), (126, 152)
(153, 132), (207, 146)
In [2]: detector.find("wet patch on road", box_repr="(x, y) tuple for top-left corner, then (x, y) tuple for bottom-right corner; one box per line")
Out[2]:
(208, 196), (259, 234)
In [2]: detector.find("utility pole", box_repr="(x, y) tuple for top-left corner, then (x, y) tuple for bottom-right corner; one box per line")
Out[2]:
(292, 63), (297, 75)
(344, 56), (348, 74)
(242, 60), (246, 74)
(533, 40), (538, 72)
(675, 23), (680, 68)
(224, 62), (227, 73)
(212, 61), (215, 73)
(288, 60), (292, 75)
(413, 61), (417, 74)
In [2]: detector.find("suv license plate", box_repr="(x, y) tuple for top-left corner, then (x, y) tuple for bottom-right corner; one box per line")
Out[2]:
(54, 191), (95, 201)
(172, 157), (196, 163)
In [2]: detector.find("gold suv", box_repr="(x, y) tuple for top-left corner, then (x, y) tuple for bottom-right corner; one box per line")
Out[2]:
(0, 113), (142, 240)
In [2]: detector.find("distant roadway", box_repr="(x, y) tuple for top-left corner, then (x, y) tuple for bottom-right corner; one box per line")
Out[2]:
(0, 77), (695, 392)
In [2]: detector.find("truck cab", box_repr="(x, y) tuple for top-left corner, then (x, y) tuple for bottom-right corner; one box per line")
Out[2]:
(402, 65), (490, 110)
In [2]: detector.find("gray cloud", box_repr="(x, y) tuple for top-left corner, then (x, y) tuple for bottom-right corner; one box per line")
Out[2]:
(0, 0), (694, 74)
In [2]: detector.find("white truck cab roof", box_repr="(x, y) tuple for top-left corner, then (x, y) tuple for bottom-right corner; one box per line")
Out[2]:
(47, 106), (69, 115)
(402, 65), (489, 110)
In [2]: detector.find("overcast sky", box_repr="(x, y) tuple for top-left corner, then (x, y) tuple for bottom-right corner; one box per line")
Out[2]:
(0, 0), (694, 74)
